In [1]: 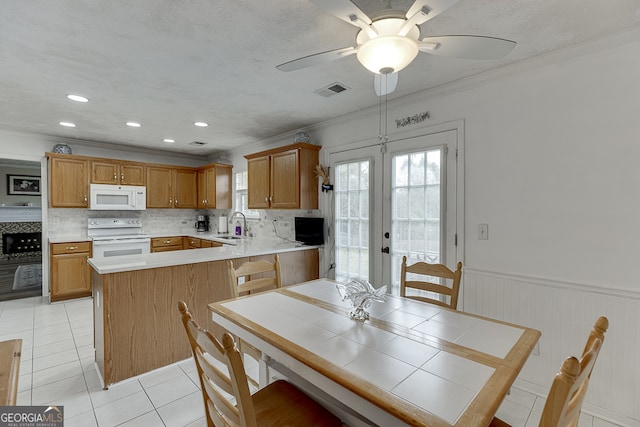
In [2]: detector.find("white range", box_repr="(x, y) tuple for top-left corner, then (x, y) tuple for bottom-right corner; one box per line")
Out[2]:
(88, 218), (150, 258)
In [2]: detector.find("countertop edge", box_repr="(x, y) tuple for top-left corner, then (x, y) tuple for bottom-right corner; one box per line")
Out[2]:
(88, 243), (320, 275)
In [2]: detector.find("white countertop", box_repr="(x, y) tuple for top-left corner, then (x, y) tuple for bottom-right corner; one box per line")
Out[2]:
(88, 237), (319, 274)
(49, 236), (92, 244)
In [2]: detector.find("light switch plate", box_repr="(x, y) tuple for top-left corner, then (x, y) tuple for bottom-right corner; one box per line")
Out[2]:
(478, 224), (488, 240)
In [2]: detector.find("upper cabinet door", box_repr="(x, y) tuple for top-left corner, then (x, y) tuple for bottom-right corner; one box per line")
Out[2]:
(91, 160), (119, 184)
(215, 165), (232, 209)
(198, 165), (232, 209)
(173, 168), (198, 208)
(91, 160), (145, 185)
(120, 162), (145, 186)
(247, 156), (270, 209)
(146, 166), (173, 208)
(270, 149), (300, 209)
(49, 157), (88, 208)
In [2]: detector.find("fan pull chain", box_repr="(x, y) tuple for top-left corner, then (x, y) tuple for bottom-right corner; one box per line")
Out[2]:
(378, 73), (389, 145)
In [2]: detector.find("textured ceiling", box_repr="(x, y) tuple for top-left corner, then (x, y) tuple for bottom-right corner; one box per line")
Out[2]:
(1, 0), (639, 155)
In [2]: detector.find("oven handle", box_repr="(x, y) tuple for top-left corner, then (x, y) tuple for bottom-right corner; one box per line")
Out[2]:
(91, 238), (151, 246)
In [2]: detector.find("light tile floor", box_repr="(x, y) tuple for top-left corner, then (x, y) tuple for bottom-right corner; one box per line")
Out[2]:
(0, 296), (623, 427)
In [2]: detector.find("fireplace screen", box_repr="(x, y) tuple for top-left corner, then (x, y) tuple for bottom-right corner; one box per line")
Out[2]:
(2, 232), (42, 254)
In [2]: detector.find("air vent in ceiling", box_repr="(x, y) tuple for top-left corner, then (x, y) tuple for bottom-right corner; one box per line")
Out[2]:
(314, 82), (350, 98)
(189, 141), (207, 146)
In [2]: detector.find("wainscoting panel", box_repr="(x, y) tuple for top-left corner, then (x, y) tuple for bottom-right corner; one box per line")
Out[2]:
(462, 268), (640, 426)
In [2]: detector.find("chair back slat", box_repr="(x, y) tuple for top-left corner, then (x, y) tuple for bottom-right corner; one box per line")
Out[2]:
(539, 317), (608, 427)
(228, 256), (281, 298)
(196, 348), (241, 424)
(403, 280), (454, 296)
(238, 277), (279, 294)
(178, 301), (257, 427)
(400, 256), (462, 309)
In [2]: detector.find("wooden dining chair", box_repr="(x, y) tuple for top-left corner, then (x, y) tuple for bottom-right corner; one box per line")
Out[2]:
(399, 256), (463, 309)
(227, 255), (282, 385)
(227, 255), (282, 298)
(178, 301), (342, 427)
(490, 316), (609, 427)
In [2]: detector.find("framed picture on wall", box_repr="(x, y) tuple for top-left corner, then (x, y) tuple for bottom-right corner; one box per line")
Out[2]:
(8, 175), (41, 195)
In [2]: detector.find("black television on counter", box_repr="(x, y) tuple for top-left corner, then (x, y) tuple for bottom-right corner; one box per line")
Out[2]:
(295, 217), (324, 245)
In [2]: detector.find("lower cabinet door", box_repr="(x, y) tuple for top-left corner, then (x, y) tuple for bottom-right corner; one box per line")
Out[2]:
(50, 253), (91, 302)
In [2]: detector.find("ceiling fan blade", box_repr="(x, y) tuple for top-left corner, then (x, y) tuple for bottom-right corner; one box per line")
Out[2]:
(306, 0), (372, 26)
(276, 47), (357, 72)
(405, 0), (462, 26)
(374, 72), (398, 96)
(420, 35), (516, 60)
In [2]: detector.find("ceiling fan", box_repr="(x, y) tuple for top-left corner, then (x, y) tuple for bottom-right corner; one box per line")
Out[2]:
(276, 0), (517, 95)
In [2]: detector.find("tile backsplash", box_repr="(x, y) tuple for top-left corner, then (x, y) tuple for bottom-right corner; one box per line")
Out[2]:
(47, 209), (324, 241)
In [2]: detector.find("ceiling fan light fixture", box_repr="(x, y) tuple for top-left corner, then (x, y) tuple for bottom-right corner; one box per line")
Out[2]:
(357, 36), (419, 74)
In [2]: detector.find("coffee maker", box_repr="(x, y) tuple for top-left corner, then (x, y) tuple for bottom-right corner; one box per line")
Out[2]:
(195, 215), (209, 232)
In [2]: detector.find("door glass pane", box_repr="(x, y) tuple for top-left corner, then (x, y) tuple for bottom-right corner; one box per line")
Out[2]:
(390, 148), (442, 295)
(335, 160), (370, 283)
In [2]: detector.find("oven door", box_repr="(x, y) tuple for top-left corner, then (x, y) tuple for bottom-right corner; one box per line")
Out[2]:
(92, 238), (151, 258)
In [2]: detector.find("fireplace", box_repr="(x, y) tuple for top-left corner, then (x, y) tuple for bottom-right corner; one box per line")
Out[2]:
(2, 232), (42, 255)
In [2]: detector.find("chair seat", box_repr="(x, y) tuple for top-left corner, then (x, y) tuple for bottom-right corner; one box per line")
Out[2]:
(488, 417), (511, 427)
(252, 380), (342, 426)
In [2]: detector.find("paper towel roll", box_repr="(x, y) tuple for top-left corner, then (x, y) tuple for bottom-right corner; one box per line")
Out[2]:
(218, 216), (228, 233)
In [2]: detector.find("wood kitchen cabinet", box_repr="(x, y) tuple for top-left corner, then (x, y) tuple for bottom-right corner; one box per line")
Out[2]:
(151, 236), (183, 252)
(200, 239), (222, 248)
(152, 236), (222, 251)
(184, 237), (201, 249)
(90, 160), (145, 185)
(197, 164), (232, 209)
(146, 166), (197, 208)
(48, 154), (89, 208)
(245, 142), (320, 209)
(92, 247), (319, 386)
(50, 241), (92, 302)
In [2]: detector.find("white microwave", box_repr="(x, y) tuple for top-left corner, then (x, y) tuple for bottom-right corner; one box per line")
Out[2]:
(89, 184), (146, 210)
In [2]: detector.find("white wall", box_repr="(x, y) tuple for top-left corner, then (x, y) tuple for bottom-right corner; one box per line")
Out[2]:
(0, 165), (42, 206)
(285, 29), (640, 425)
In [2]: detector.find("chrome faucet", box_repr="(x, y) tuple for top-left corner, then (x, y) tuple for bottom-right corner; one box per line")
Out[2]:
(230, 211), (247, 236)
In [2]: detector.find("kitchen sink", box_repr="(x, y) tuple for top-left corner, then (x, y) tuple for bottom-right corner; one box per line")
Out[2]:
(210, 234), (247, 244)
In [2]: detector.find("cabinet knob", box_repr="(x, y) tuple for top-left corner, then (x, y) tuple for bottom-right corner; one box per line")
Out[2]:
(164, 240), (171, 244)
(121, 174), (125, 181)
(113, 174), (117, 180)
(84, 194), (88, 204)
(175, 198), (178, 206)
(67, 246), (78, 250)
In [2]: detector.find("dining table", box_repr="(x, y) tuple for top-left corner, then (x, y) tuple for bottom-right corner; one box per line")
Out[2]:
(208, 279), (541, 427)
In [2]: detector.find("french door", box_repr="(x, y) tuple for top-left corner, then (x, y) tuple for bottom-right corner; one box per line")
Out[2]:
(330, 128), (460, 296)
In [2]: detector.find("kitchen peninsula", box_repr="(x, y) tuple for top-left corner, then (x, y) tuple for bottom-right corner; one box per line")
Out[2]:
(88, 238), (319, 387)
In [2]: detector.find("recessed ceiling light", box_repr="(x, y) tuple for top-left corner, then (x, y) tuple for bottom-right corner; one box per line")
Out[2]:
(126, 122), (141, 128)
(193, 122), (208, 127)
(163, 139), (175, 143)
(59, 121), (76, 127)
(67, 94), (89, 103)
